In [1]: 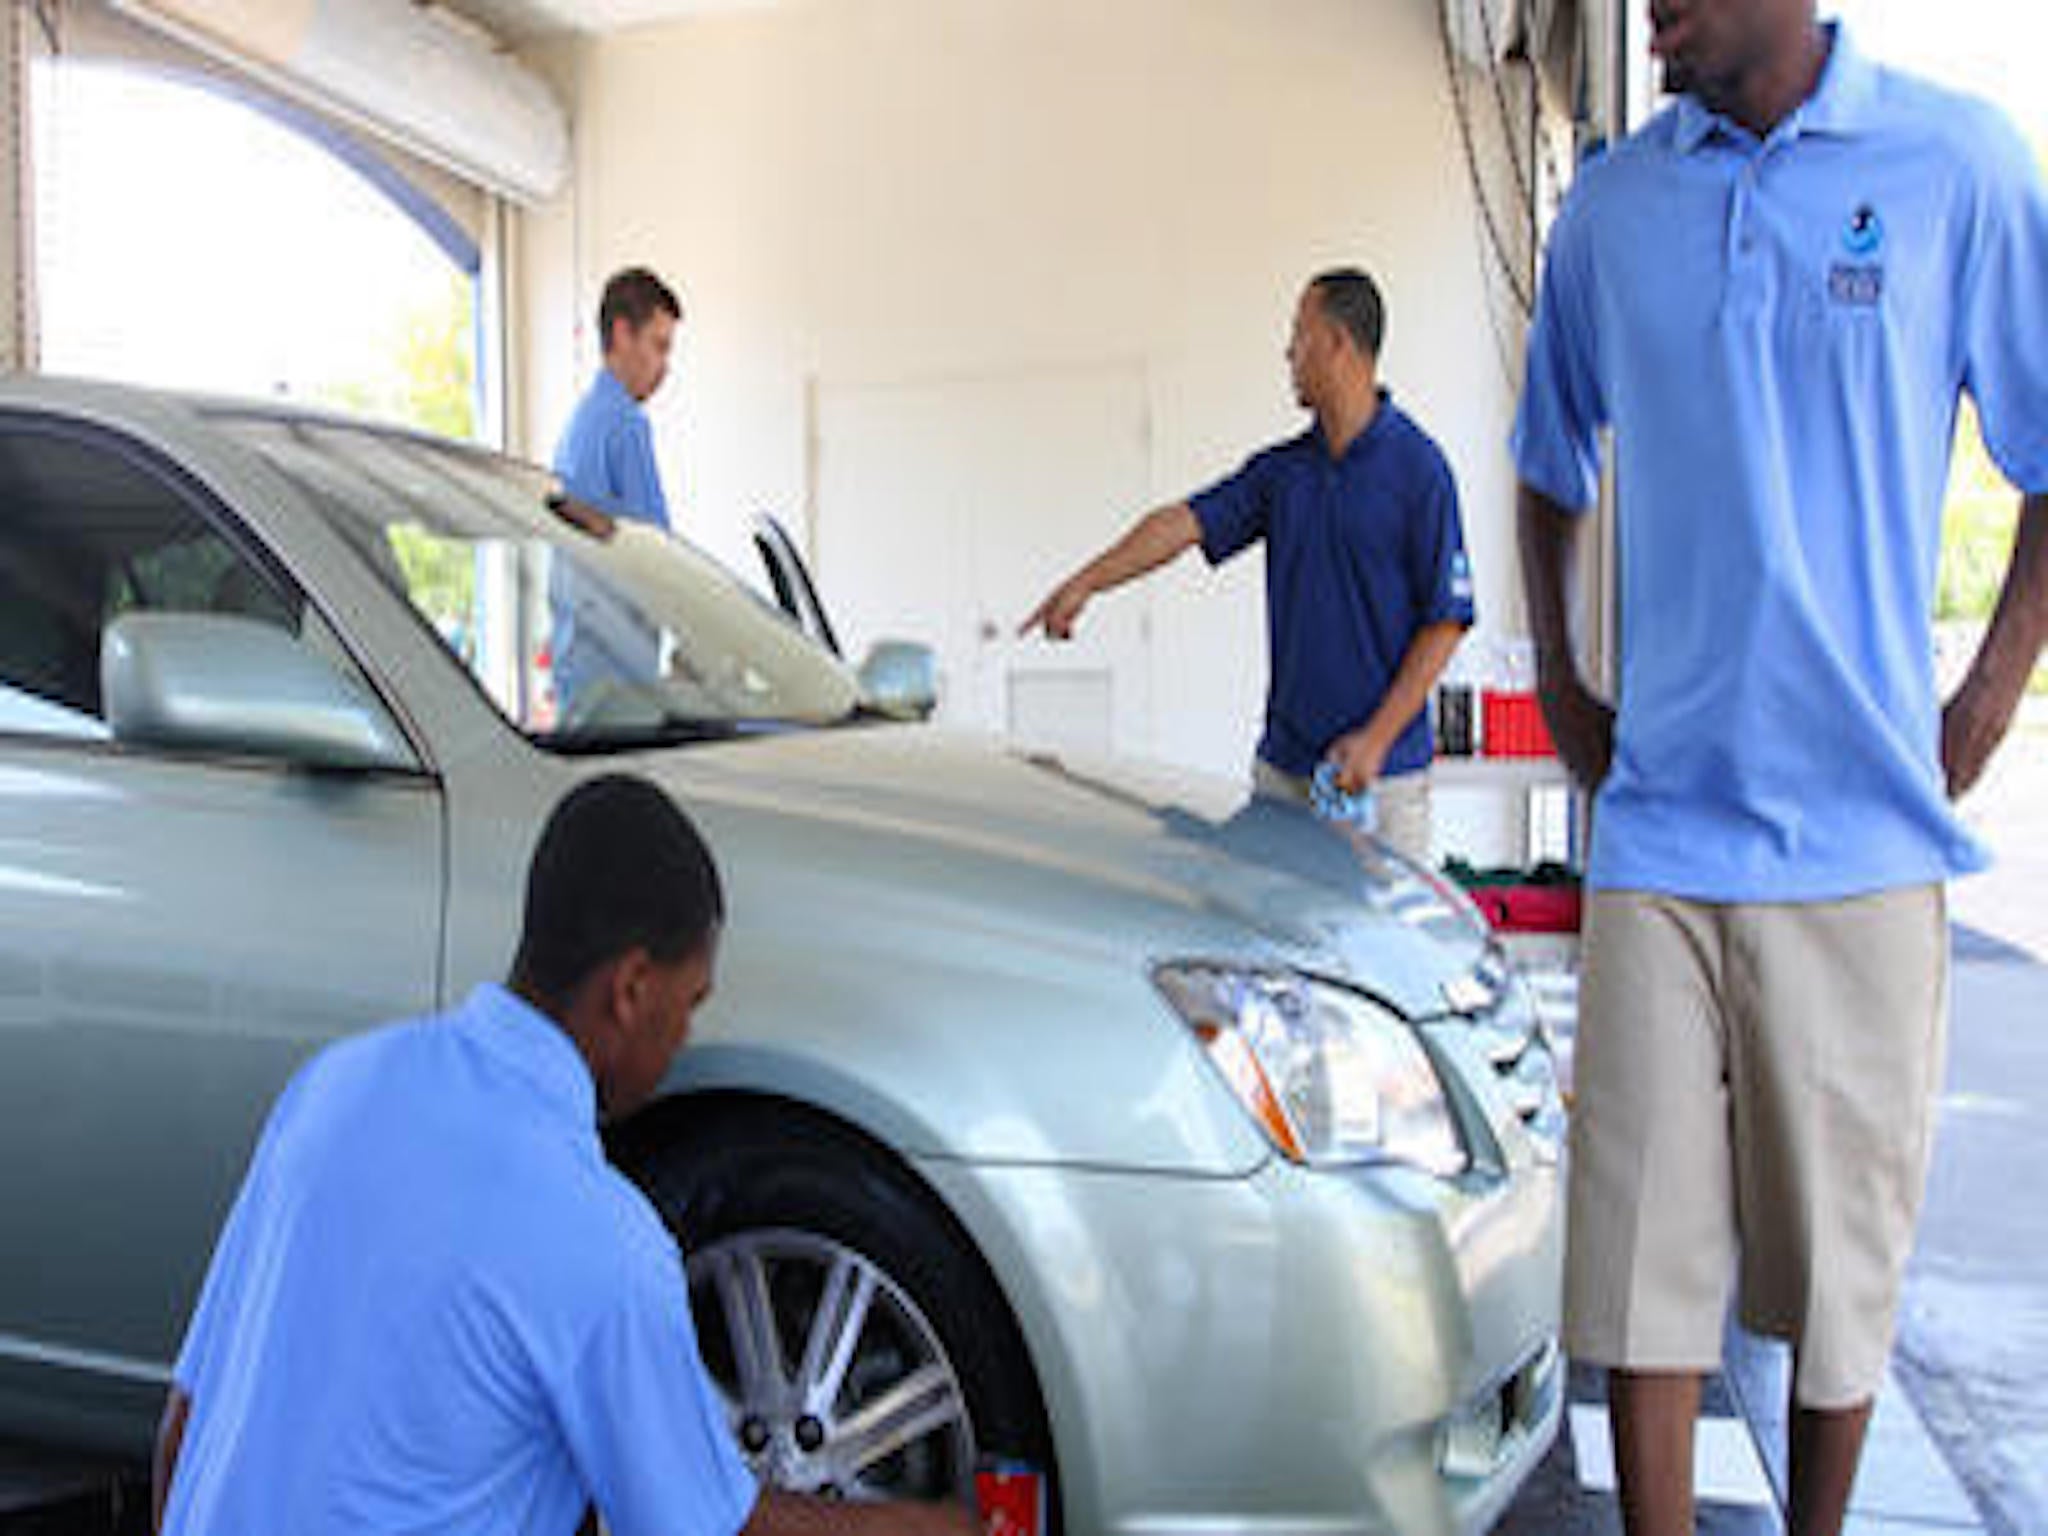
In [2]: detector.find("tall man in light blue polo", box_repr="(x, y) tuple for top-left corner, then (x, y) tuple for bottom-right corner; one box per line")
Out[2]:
(1515, 3), (2048, 1533)
(1021, 269), (1476, 863)
(550, 266), (682, 722)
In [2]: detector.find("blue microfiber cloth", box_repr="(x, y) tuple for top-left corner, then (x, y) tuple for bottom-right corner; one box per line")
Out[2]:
(1310, 760), (1378, 832)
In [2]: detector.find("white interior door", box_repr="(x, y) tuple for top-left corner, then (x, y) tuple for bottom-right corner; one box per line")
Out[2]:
(814, 364), (1152, 758)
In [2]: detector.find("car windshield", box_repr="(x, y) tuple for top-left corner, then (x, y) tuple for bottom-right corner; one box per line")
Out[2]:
(215, 413), (861, 748)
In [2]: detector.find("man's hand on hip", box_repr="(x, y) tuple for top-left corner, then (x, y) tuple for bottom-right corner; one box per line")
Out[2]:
(1941, 674), (2017, 799)
(1944, 493), (2047, 798)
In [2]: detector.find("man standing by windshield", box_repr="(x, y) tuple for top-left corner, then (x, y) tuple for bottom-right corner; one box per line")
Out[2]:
(154, 775), (977, 1536)
(550, 266), (683, 722)
(1514, 3), (2048, 1532)
(1020, 269), (1475, 864)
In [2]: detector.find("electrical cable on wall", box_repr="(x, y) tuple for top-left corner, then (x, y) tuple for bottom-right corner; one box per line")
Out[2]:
(1437, 0), (1536, 319)
(1470, 191), (1526, 397)
(1475, 0), (1537, 242)
(1437, 0), (1590, 390)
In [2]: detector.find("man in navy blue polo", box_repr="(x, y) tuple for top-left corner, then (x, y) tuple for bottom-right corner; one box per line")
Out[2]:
(1021, 269), (1475, 862)
(1515, 3), (2048, 1532)
(549, 266), (682, 723)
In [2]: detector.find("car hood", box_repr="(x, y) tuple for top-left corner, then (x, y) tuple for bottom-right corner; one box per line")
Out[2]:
(653, 723), (1492, 1020)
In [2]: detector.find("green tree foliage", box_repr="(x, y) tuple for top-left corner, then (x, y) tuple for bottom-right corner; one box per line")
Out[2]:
(314, 268), (476, 441)
(392, 270), (477, 442)
(315, 271), (479, 639)
(1941, 403), (2048, 697)
(1938, 401), (2018, 623)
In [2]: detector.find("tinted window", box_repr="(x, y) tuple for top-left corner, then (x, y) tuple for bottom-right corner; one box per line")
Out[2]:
(0, 424), (300, 741)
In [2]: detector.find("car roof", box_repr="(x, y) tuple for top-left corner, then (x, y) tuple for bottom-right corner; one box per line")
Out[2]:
(0, 373), (541, 472)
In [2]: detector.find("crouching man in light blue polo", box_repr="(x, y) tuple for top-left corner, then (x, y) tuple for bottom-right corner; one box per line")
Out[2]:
(153, 776), (977, 1536)
(1512, 4), (2048, 1533)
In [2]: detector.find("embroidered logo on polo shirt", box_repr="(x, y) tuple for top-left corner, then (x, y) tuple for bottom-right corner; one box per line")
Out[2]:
(1449, 551), (1474, 603)
(1842, 203), (1885, 257)
(1829, 202), (1886, 308)
(1829, 264), (1884, 306)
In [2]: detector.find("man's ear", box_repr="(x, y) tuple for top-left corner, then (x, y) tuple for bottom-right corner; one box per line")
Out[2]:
(605, 947), (655, 1037)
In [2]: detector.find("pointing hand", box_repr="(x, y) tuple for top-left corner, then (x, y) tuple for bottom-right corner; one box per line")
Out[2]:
(1019, 579), (1089, 641)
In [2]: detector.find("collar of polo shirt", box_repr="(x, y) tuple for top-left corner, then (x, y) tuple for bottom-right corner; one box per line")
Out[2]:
(1673, 21), (1881, 155)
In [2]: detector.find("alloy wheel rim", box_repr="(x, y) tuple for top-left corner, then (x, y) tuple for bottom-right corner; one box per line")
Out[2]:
(686, 1227), (977, 1501)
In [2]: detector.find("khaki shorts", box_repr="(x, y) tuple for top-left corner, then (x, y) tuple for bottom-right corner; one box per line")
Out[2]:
(1565, 886), (1948, 1409)
(1251, 759), (1433, 865)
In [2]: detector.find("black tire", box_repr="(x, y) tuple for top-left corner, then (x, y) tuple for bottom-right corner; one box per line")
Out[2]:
(630, 1104), (1058, 1527)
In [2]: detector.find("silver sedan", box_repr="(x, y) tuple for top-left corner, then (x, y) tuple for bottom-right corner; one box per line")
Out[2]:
(0, 378), (1563, 1534)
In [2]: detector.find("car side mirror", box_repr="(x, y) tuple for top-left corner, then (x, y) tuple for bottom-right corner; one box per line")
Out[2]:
(856, 640), (938, 721)
(101, 612), (418, 772)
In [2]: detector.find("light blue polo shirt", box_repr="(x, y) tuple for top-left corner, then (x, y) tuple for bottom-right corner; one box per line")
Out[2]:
(1513, 24), (2048, 901)
(166, 985), (757, 1536)
(550, 368), (672, 717)
(554, 367), (672, 530)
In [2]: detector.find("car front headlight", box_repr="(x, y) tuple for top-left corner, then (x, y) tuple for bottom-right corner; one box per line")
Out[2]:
(1154, 962), (1468, 1177)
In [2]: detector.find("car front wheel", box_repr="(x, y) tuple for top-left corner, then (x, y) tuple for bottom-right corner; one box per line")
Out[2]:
(632, 1108), (1057, 1523)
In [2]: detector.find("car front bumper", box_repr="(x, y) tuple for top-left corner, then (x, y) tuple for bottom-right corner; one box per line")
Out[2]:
(916, 1145), (1563, 1536)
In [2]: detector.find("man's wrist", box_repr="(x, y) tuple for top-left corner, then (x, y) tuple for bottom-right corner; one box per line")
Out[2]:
(1342, 721), (1393, 757)
(1953, 657), (2023, 733)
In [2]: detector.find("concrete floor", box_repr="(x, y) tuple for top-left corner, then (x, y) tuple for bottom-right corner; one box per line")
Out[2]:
(1497, 925), (2046, 1536)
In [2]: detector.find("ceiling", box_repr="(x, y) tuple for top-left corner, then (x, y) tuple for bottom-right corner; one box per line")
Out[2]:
(449, 0), (780, 44)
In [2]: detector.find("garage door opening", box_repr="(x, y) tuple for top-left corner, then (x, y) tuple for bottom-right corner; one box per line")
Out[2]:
(30, 59), (481, 441)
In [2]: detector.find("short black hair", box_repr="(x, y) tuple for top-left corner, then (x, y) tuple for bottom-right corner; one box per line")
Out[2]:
(598, 267), (682, 350)
(1310, 268), (1386, 359)
(512, 775), (723, 1001)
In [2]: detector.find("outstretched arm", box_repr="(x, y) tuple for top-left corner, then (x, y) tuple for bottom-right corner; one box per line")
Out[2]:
(1019, 504), (1202, 640)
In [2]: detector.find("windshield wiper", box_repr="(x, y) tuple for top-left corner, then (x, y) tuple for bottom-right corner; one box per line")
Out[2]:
(545, 714), (809, 754)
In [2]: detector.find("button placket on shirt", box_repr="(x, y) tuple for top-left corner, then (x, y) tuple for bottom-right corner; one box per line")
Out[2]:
(1723, 137), (1787, 324)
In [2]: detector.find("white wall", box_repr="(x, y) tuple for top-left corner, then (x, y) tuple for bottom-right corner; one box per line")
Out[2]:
(514, 0), (1532, 790)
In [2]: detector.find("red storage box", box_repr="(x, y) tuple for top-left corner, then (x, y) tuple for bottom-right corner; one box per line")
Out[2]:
(1468, 882), (1583, 934)
(1481, 690), (1555, 758)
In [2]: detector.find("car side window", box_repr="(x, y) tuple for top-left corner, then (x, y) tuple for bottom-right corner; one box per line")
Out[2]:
(0, 423), (304, 744)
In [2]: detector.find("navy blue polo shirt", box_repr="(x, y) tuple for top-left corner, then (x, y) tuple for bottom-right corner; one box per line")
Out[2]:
(1191, 393), (1476, 779)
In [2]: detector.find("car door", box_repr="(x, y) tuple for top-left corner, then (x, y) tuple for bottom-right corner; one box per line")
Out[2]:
(0, 416), (443, 1442)
(753, 513), (844, 657)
